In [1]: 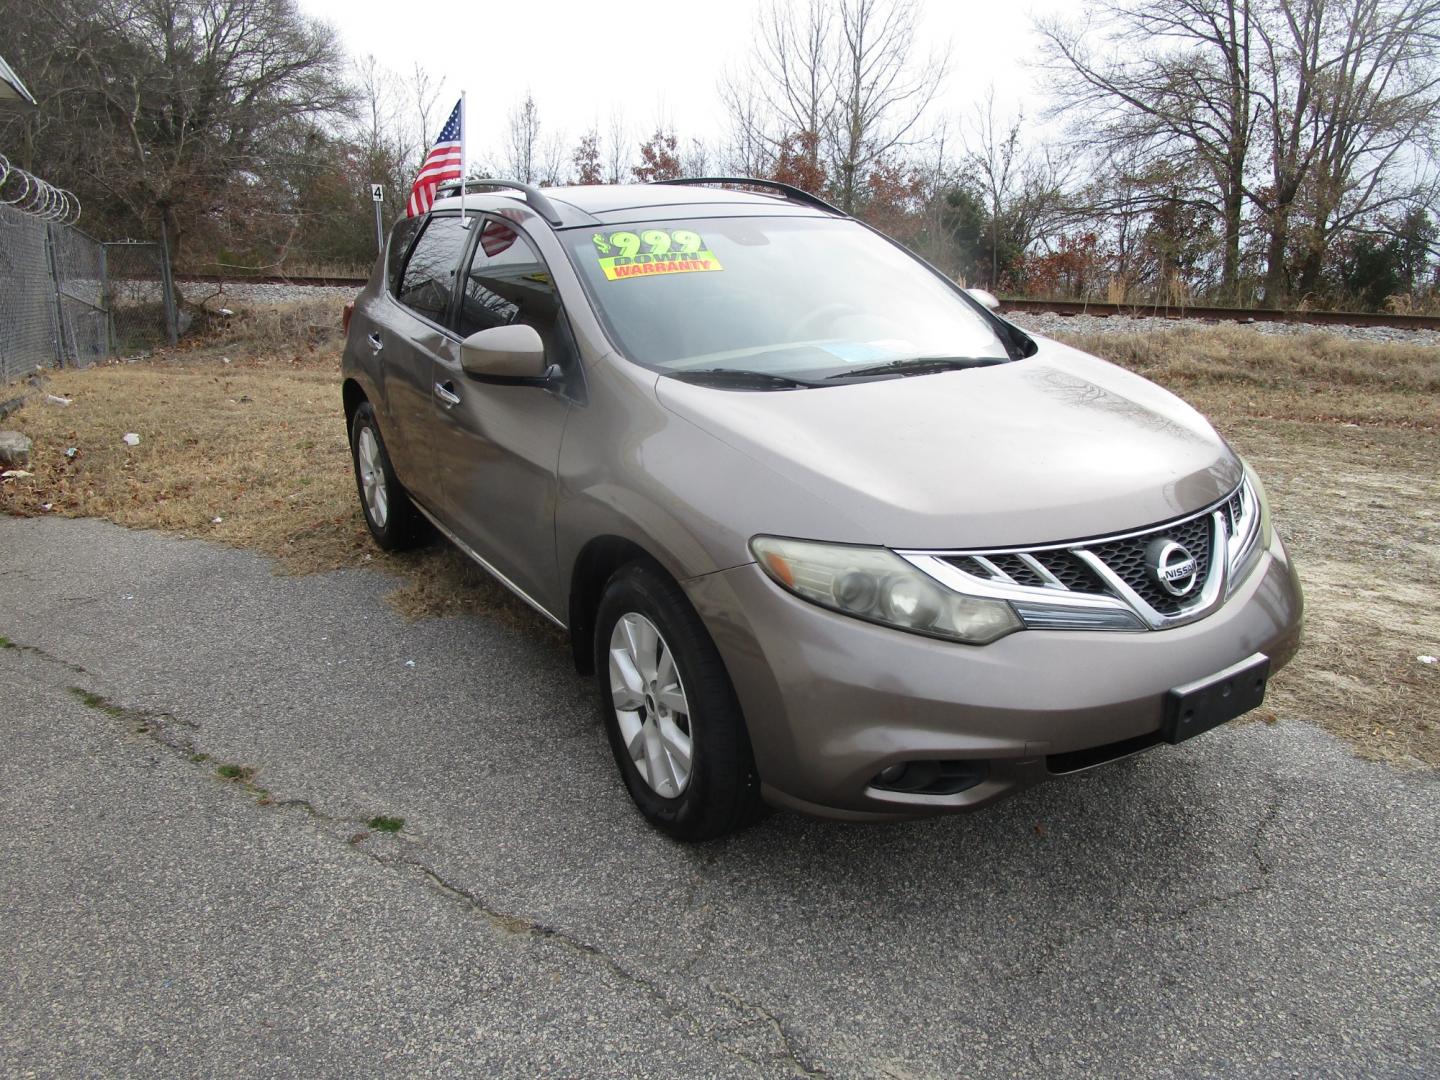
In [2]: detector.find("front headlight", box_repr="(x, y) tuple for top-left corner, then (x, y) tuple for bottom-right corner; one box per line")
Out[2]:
(750, 536), (1023, 645)
(1227, 468), (1269, 587)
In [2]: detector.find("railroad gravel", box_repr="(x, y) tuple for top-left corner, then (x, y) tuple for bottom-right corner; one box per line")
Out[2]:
(1008, 309), (1440, 347)
(179, 281), (362, 305)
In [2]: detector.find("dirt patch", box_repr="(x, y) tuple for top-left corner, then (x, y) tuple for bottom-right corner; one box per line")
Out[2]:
(2, 315), (1437, 765)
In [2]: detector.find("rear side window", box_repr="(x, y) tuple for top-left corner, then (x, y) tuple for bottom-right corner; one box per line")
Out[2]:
(396, 216), (469, 323)
(385, 216), (423, 293)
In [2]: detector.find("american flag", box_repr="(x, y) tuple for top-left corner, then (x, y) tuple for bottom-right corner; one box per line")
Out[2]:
(407, 99), (463, 217)
(480, 219), (518, 258)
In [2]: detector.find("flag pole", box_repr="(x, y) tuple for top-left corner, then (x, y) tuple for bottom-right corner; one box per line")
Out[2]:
(459, 91), (468, 227)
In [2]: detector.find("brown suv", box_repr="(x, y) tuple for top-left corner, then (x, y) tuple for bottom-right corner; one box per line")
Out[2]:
(340, 178), (1303, 840)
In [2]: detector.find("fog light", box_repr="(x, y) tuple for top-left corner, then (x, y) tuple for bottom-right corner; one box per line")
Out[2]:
(870, 759), (989, 796)
(875, 763), (906, 785)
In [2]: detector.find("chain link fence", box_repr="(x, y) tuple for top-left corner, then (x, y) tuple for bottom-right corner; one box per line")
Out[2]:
(47, 217), (108, 369)
(104, 240), (178, 356)
(0, 202), (177, 383)
(0, 202), (59, 382)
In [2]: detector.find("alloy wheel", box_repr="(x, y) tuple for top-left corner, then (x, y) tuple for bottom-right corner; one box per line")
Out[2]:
(608, 612), (694, 797)
(356, 426), (389, 528)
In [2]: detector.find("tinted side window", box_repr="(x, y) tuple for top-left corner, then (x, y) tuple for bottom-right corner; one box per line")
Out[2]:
(397, 216), (468, 323)
(385, 216), (423, 295)
(457, 220), (562, 347)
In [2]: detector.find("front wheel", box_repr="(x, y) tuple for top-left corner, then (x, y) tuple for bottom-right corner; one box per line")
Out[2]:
(594, 562), (764, 841)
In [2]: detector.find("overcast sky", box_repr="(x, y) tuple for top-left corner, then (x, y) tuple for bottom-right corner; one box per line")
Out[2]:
(298, 0), (1074, 164)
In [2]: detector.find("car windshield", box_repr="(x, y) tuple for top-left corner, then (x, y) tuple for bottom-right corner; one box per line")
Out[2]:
(562, 216), (1015, 382)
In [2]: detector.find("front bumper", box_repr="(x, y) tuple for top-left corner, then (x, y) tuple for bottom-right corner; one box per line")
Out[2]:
(683, 532), (1303, 821)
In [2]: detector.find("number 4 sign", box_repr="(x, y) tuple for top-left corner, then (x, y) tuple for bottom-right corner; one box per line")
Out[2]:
(370, 184), (384, 202)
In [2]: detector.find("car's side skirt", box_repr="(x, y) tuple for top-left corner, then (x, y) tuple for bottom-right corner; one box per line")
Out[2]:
(410, 500), (568, 630)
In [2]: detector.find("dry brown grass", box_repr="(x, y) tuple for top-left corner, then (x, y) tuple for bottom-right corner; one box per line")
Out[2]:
(1058, 324), (1440, 430)
(2, 308), (1436, 765)
(0, 302), (558, 642)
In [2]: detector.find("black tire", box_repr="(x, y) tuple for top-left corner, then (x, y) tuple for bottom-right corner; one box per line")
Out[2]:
(348, 402), (425, 550)
(594, 561), (764, 842)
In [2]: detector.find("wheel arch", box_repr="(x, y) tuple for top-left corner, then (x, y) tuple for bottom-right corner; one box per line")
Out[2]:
(568, 535), (670, 675)
(342, 377), (368, 428)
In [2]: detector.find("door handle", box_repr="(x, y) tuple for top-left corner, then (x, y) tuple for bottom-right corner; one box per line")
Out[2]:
(434, 381), (461, 408)
(367, 332), (383, 352)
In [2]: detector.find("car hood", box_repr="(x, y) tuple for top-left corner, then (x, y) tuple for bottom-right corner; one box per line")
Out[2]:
(654, 338), (1241, 549)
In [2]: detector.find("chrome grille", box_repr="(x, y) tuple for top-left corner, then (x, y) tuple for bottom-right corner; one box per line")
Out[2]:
(986, 553), (1046, 587)
(1087, 513), (1212, 616)
(901, 483), (1257, 633)
(944, 550), (1108, 594)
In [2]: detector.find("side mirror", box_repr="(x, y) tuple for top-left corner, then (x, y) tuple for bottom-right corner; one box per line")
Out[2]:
(459, 324), (550, 381)
(965, 287), (1001, 312)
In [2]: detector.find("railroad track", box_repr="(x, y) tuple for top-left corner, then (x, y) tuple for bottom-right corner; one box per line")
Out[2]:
(997, 297), (1440, 332)
(176, 274), (1440, 332)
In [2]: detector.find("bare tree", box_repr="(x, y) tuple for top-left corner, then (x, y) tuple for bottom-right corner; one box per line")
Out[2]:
(907, 120), (957, 269)
(719, 82), (776, 177)
(1254, 0), (1440, 301)
(408, 62), (446, 167)
(605, 109), (631, 184)
(828, 0), (947, 213)
(960, 92), (1072, 289)
(681, 138), (710, 178)
(1037, 0), (1259, 301)
(720, 0), (835, 173)
(353, 56), (423, 226)
(719, 0), (944, 209)
(505, 94), (541, 182)
(537, 128), (568, 187)
(1040, 0), (1440, 304)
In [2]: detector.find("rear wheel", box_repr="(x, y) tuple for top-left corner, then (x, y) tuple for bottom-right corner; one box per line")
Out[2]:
(594, 562), (764, 841)
(349, 402), (424, 550)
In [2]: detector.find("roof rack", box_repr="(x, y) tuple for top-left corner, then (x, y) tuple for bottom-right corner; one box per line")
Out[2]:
(433, 179), (564, 226)
(649, 177), (846, 217)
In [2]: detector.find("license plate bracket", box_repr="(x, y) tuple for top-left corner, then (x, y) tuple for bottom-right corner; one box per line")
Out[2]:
(1163, 653), (1271, 744)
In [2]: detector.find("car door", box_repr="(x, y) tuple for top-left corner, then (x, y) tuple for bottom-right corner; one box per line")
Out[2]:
(431, 215), (576, 617)
(371, 212), (469, 512)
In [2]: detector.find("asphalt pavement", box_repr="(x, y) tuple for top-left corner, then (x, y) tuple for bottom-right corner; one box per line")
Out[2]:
(1, 514), (1435, 1078)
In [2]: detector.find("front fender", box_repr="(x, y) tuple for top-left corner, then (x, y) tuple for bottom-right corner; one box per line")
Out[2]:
(554, 355), (877, 597)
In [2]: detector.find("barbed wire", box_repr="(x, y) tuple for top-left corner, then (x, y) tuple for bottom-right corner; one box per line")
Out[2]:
(0, 154), (82, 225)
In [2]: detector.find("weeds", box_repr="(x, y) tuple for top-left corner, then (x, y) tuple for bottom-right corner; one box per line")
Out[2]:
(215, 762), (270, 803)
(68, 686), (126, 718)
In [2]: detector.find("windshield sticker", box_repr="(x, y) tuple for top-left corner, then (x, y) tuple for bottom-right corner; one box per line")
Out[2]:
(592, 230), (724, 281)
(821, 340), (916, 363)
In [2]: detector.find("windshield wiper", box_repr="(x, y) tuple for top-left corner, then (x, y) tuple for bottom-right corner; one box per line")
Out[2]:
(666, 368), (816, 390)
(828, 356), (1010, 380)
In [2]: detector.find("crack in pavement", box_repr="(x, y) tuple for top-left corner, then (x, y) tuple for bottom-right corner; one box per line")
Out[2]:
(388, 857), (827, 1076)
(2, 632), (831, 1079)
(708, 984), (831, 1078)
(994, 786), (1285, 983)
